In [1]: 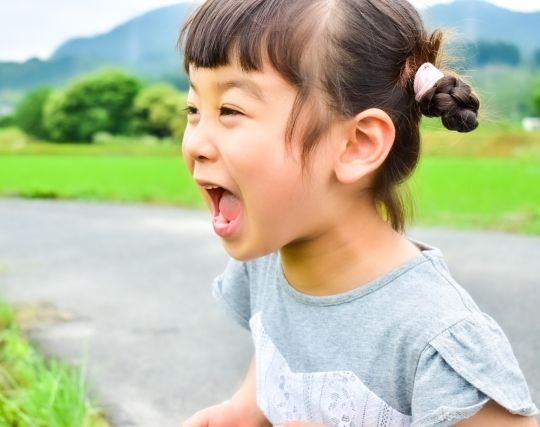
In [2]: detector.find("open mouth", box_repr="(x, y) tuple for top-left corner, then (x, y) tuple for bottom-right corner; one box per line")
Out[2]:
(204, 186), (243, 238)
(205, 186), (242, 223)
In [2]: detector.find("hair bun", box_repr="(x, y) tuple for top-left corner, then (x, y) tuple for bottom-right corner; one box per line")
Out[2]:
(418, 75), (480, 133)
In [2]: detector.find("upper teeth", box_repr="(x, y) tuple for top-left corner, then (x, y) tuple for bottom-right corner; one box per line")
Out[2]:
(204, 185), (220, 189)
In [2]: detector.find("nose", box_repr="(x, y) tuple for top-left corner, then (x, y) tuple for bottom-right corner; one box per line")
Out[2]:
(181, 122), (218, 163)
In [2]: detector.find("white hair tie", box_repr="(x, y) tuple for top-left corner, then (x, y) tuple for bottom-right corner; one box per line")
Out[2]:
(414, 62), (445, 102)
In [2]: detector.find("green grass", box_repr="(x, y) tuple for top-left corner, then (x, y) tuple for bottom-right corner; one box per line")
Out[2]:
(1, 125), (540, 234)
(412, 118), (540, 233)
(0, 299), (109, 427)
(410, 157), (540, 234)
(0, 155), (203, 207)
(0, 127), (203, 207)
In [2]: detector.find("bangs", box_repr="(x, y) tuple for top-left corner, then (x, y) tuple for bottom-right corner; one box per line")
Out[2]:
(179, 0), (321, 83)
(180, 0), (270, 73)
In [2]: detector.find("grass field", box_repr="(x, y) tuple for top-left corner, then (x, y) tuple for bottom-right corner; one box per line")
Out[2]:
(411, 157), (540, 234)
(0, 155), (202, 207)
(0, 124), (539, 234)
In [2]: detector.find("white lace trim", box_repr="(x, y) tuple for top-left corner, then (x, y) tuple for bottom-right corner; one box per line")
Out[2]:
(249, 312), (412, 427)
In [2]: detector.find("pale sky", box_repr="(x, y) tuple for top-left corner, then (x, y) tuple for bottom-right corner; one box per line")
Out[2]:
(1, 0), (539, 62)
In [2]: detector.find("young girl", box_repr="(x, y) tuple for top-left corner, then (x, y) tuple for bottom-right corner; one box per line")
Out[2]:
(178, 0), (539, 426)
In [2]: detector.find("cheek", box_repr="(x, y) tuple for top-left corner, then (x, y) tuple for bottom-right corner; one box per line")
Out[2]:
(241, 150), (307, 223)
(181, 129), (195, 174)
(224, 123), (285, 175)
(224, 117), (306, 213)
(182, 157), (194, 175)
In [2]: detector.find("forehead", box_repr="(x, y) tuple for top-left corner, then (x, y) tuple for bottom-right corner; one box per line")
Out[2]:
(187, 61), (297, 103)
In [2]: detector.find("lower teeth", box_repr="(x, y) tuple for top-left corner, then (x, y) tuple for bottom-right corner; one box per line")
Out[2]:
(215, 213), (230, 225)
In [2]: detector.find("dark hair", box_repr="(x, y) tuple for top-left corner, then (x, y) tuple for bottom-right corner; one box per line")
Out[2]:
(178, 0), (480, 233)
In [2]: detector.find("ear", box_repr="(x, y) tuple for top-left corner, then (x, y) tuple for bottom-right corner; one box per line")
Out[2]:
(333, 108), (396, 185)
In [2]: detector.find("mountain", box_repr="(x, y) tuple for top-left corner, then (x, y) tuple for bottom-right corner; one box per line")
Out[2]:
(422, 0), (540, 56)
(51, 3), (197, 73)
(0, 2), (197, 92)
(0, 0), (539, 93)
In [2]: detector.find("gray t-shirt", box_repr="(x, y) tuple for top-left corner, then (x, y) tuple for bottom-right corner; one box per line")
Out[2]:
(212, 238), (539, 426)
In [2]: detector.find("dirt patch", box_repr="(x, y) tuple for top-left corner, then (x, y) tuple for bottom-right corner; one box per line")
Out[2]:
(14, 300), (75, 331)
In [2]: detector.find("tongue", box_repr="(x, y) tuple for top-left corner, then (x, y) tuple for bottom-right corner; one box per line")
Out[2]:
(219, 190), (241, 222)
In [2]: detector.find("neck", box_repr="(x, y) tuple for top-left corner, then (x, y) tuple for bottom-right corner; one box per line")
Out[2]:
(279, 199), (420, 296)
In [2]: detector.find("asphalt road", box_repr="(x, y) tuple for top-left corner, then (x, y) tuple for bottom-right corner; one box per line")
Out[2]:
(0, 198), (538, 426)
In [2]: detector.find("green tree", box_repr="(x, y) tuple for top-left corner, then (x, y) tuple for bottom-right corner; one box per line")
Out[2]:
(533, 85), (540, 117)
(473, 41), (521, 67)
(131, 84), (187, 140)
(43, 68), (142, 142)
(14, 87), (52, 138)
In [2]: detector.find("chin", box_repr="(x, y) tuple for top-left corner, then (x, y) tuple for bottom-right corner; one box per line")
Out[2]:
(222, 239), (277, 262)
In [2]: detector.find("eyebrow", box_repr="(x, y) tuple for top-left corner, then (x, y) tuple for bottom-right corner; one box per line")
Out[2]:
(189, 78), (266, 104)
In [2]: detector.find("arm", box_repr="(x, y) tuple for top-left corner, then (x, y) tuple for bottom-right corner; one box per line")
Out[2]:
(454, 400), (539, 427)
(230, 356), (271, 427)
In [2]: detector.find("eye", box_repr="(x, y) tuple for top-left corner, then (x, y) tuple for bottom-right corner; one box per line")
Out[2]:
(220, 106), (242, 116)
(182, 106), (198, 115)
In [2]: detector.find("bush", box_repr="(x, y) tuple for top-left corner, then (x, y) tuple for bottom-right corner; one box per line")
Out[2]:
(42, 68), (142, 143)
(0, 115), (15, 128)
(13, 87), (52, 138)
(131, 83), (187, 140)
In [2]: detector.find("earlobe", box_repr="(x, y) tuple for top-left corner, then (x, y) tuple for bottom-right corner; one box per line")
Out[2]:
(334, 108), (395, 185)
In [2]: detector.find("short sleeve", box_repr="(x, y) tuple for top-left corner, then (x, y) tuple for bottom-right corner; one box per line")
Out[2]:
(411, 311), (539, 426)
(212, 257), (251, 330)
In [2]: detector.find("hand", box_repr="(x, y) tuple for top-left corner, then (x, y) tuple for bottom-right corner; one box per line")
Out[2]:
(182, 400), (269, 427)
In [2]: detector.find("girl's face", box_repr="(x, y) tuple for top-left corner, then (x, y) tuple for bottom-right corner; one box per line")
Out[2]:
(182, 60), (338, 260)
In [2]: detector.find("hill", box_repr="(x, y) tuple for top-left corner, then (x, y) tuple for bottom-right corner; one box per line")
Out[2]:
(51, 3), (197, 73)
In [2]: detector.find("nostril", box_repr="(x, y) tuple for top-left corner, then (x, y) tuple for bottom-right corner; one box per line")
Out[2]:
(182, 126), (218, 162)
(181, 130), (215, 161)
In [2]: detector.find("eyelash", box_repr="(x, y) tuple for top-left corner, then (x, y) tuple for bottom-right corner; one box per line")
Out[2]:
(183, 106), (242, 116)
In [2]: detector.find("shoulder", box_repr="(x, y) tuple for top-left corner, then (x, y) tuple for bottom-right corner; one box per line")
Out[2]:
(211, 252), (278, 331)
(378, 241), (482, 345)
